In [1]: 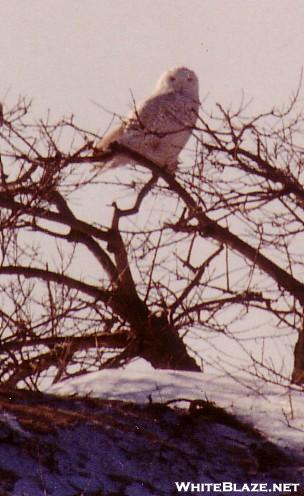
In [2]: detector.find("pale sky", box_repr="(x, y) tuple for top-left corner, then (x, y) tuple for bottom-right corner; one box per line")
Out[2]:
(0, 1), (301, 374)
(1, 0), (303, 130)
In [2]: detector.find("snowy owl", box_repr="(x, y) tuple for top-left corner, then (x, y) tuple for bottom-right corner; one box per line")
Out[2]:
(94, 67), (200, 174)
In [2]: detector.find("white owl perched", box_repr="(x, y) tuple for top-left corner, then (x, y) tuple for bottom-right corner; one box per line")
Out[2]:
(94, 67), (200, 174)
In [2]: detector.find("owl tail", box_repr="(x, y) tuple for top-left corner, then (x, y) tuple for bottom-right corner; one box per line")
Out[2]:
(91, 147), (135, 174)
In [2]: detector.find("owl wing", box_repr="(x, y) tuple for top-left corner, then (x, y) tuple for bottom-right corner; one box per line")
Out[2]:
(94, 93), (173, 156)
(129, 92), (181, 134)
(96, 91), (190, 149)
(93, 90), (197, 172)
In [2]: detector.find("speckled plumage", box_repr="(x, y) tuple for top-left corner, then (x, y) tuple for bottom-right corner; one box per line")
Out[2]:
(95, 67), (200, 174)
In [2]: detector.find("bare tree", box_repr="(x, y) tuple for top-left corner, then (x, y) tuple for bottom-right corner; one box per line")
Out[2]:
(0, 93), (303, 389)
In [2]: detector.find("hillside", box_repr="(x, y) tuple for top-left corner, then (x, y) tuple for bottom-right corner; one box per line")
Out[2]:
(0, 370), (303, 495)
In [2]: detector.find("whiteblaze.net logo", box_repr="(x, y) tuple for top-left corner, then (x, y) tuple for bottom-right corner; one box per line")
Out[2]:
(175, 482), (301, 493)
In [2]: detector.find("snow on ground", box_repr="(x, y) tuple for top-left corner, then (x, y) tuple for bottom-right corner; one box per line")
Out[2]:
(0, 368), (303, 495)
(49, 365), (304, 456)
(0, 385), (303, 496)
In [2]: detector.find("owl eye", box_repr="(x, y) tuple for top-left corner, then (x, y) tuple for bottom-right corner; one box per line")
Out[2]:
(187, 76), (193, 82)
(169, 76), (176, 81)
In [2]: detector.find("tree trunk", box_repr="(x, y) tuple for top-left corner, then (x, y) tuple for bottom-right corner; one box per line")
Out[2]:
(291, 330), (304, 385)
(139, 313), (201, 372)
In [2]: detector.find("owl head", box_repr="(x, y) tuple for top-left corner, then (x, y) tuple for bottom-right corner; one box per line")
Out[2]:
(155, 67), (199, 99)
